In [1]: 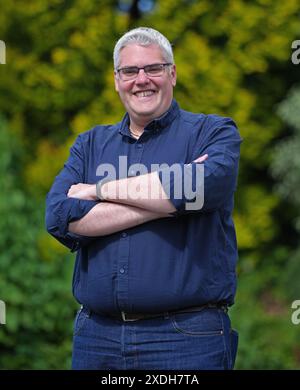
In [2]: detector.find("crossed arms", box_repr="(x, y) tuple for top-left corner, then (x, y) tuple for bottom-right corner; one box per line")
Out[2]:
(68, 155), (207, 237)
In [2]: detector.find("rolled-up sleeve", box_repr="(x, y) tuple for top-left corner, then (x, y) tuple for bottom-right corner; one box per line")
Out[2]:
(158, 116), (242, 214)
(45, 134), (98, 251)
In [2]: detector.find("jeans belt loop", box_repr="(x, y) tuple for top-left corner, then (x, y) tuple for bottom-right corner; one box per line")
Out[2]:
(121, 311), (141, 322)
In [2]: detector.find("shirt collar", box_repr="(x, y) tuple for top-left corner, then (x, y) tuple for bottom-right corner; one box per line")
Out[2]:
(119, 99), (179, 137)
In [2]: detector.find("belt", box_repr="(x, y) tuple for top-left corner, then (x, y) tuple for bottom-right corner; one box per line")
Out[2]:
(113, 303), (228, 322)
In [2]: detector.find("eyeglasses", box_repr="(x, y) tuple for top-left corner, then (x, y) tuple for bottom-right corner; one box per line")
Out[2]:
(116, 63), (172, 81)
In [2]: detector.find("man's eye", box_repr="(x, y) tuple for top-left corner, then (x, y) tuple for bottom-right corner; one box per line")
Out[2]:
(122, 68), (137, 75)
(146, 65), (162, 73)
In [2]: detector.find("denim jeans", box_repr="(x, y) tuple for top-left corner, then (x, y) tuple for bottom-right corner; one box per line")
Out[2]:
(72, 306), (238, 370)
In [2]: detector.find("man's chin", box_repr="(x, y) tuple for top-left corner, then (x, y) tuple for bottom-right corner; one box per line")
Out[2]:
(131, 108), (158, 118)
(136, 110), (156, 117)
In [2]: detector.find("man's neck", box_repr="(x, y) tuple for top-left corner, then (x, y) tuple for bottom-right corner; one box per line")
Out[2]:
(129, 122), (144, 134)
(128, 101), (173, 136)
(129, 126), (142, 139)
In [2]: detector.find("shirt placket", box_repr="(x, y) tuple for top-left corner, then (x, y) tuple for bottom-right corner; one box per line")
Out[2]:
(116, 138), (146, 312)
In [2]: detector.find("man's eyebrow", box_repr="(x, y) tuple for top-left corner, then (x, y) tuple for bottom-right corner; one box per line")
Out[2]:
(119, 62), (163, 68)
(117, 65), (137, 69)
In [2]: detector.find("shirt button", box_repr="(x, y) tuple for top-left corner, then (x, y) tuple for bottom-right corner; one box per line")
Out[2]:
(137, 144), (143, 148)
(121, 232), (127, 238)
(119, 268), (125, 274)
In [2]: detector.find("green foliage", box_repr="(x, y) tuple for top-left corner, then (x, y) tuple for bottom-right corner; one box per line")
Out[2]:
(231, 245), (300, 369)
(0, 117), (76, 369)
(230, 81), (300, 370)
(0, 0), (300, 369)
(271, 87), (300, 206)
(270, 86), (300, 304)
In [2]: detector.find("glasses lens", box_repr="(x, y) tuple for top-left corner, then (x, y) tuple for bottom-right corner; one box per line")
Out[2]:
(118, 64), (170, 80)
(120, 67), (138, 80)
(145, 64), (164, 76)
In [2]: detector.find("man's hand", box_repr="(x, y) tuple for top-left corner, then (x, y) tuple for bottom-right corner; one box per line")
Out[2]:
(68, 183), (97, 200)
(193, 154), (208, 163)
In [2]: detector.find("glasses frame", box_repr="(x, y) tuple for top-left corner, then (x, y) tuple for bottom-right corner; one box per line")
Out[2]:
(116, 63), (173, 81)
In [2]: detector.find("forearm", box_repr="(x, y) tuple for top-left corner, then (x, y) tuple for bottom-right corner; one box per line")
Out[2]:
(102, 171), (176, 213)
(68, 201), (170, 237)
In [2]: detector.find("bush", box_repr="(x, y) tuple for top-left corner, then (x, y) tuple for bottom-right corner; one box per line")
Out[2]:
(0, 117), (76, 369)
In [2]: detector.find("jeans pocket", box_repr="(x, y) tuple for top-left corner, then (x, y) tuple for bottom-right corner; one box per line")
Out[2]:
(171, 308), (224, 336)
(74, 306), (89, 336)
(230, 329), (238, 369)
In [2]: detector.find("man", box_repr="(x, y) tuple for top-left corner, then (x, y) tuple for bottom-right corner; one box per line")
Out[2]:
(46, 27), (242, 370)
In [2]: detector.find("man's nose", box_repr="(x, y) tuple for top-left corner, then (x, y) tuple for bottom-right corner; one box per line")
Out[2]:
(135, 69), (150, 84)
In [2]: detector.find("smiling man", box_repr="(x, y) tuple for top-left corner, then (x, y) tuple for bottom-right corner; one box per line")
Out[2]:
(46, 27), (242, 370)
(114, 43), (176, 135)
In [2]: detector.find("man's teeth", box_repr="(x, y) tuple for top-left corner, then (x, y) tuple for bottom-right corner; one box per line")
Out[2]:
(135, 91), (154, 97)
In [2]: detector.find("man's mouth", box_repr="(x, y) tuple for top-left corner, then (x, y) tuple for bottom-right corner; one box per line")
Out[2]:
(133, 90), (156, 98)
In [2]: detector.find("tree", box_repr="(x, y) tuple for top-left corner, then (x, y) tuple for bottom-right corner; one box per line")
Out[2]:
(1, 0), (300, 368)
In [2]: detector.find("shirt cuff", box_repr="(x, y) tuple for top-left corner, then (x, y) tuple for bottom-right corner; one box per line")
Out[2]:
(57, 198), (98, 236)
(158, 163), (204, 215)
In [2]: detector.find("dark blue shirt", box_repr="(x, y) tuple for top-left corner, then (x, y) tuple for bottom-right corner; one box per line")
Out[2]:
(46, 100), (242, 315)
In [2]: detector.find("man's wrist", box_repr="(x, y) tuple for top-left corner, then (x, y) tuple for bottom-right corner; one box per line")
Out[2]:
(96, 178), (110, 201)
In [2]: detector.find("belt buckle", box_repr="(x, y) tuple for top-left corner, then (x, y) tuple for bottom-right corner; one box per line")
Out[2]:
(121, 311), (139, 322)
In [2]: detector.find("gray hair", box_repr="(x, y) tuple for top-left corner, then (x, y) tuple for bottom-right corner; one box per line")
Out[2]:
(113, 27), (174, 69)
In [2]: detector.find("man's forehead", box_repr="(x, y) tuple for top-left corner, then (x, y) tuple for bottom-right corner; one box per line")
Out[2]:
(119, 44), (164, 63)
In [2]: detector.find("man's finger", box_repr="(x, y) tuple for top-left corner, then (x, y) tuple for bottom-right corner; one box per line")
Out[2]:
(193, 154), (208, 163)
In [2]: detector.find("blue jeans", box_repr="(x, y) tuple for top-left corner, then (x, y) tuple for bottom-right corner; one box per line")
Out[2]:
(72, 306), (238, 370)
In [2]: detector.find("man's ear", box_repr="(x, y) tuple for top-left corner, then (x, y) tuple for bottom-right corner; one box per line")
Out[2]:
(114, 72), (119, 92)
(171, 64), (177, 87)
